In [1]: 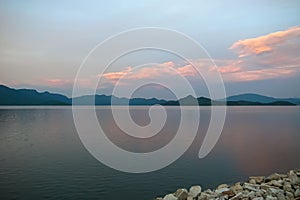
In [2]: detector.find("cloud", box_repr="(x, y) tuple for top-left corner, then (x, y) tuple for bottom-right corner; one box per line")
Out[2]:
(220, 26), (300, 81)
(217, 61), (242, 74)
(44, 79), (72, 87)
(101, 61), (199, 85)
(161, 61), (175, 67)
(229, 67), (295, 82)
(177, 64), (198, 77)
(230, 26), (300, 57)
(99, 27), (300, 86)
(218, 58), (300, 82)
(101, 66), (133, 84)
(43, 78), (93, 88)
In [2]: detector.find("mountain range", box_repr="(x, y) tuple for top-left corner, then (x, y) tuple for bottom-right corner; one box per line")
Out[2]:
(0, 84), (298, 106)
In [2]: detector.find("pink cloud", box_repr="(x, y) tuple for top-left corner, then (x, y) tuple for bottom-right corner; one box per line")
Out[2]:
(159, 61), (175, 68)
(43, 78), (93, 88)
(229, 67), (295, 82)
(45, 78), (72, 87)
(220, 27), (300, 81)
(101, 66), (133, 84)
(217, 62), (242, 74)
(177, 64), (198, 77)
(101, 61), (196, 84)
(230, 26), (300, 57)
(99, 27), (300, 85)
(218, 58), (300, 82)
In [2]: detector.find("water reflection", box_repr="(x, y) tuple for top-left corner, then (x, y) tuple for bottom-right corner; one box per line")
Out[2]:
(0, 106), (299, 200)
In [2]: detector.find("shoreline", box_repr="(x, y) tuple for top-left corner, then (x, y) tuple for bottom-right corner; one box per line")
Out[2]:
(155, 169), (300, 200)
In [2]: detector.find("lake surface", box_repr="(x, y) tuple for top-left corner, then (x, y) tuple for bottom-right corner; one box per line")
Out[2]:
(0, 106), (299, 200)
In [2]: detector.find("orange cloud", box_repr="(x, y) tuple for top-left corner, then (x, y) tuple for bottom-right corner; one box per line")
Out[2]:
(101, 66), (133, 84)
(44, 78), (93, 87)
(45, 78), (72, 86)
(230, 26), (300, 57)
(217, 63), (242, 74)
(229, 67), (295, 82)
(160, 61), (175, 68)
(101, 61), (197, 84)
(177, 64), (198, 77)
(100, 27), (300, 85)
(221, 26), (300, 81)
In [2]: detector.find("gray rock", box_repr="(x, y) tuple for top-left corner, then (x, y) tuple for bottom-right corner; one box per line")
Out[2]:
(267, 187), (282, 195)
(220, 195), (228, 200)
(276, 192), (285, 200)
(174, 188), (188, 200)
(250, 176), (265, 184)
(260, 189), (267, 195)
(244, 183), (259, 192)
(287, 170), (300, 185)
(203, 189), (213, 195)
(268, 173), (282, 181)
(156, 170), (300, 200)
(242, 191), (249, 198)
(221, 189), (236, 198)
(174, 188), (187, 196)
(266, 195), (278, 200)
(285, 191), (294, 199)
(266, 173), (287, 183)
(290, 173), (300, 185)
(295, 188), (300, 198)
(244, 182), (260, 187)
(269, 180), (283, 187)
(229, 192), (242, 200)
(283, 182), (293, 193)
(249, 179), (256, 184)
(261, 183), (277, 191)
(255, 190), (264, 197)
(253, 197), (264, 200)
(189, 185), (201, 198)
(288, 170), (296, 178)
(198, 192), (214, 199)
(245, 191), (256, 198)
(163, 194), (178, 200)
(217, 184), (229, 189)
(231, 182), (243, 194)
(215, 187), (230, 195)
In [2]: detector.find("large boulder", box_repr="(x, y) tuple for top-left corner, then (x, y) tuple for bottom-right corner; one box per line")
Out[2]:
(295, 188), (300, 198)
(249, 176), (265, 184)
(231, 182), (243, 194)
(174, 188), (188, 200)
(189, 185), (202, 198)
(163, 194), (177, 200)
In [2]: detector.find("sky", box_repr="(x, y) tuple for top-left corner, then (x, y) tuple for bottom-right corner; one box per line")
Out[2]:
(0, 0), (300, 99)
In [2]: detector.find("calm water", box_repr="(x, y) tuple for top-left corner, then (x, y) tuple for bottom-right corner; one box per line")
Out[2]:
(0, 106), (299, 200)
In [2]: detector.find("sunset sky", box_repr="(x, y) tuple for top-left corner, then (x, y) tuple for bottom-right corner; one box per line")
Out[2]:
(0, 0), (300, 98)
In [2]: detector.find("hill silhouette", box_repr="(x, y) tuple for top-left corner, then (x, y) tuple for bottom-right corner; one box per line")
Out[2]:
(0, 85), (297, 106)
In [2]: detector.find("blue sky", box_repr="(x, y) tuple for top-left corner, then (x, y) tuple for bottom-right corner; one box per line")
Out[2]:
(0, 0), (300, 98)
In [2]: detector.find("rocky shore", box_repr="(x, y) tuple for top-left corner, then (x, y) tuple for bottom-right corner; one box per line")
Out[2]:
(155, 169), (300, 200)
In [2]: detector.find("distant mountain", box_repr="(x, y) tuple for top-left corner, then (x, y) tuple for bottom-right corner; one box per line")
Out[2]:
(227, 93), (300, 105)
(0, 85), (168, 106)
(227, 93), (277, 103)
(226, 100), (295, 106)
(0, 85), (70, 105)
(164, 96), (295, 106)
(72, 95), (167, 105)
(0, 85), (297, 106)
(163, 96), (212, 106)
